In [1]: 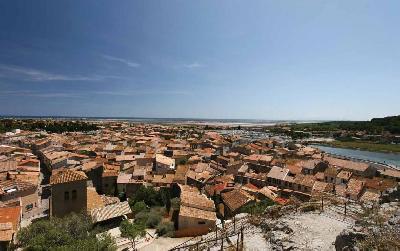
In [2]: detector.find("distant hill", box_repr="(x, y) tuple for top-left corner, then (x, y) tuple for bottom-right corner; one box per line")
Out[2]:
(292, 115), (400, 135)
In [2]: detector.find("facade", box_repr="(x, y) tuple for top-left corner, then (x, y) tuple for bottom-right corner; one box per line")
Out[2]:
(50, 170), (88, 217)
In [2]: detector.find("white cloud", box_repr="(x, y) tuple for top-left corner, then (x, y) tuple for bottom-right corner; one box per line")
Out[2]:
(92, 90), (190, 96)
(182, 62), (204, 69)
(0, 65), (109, 82)
(102, 55), (140, 68)
(0, 90), (81, 98)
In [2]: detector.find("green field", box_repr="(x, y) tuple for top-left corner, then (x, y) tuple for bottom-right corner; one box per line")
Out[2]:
(324, 141), (400, 153)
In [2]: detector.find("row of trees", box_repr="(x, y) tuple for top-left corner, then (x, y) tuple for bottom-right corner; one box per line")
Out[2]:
(0, 119), (98, 133)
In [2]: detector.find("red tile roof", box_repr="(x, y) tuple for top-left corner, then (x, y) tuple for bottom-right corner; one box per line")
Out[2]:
(50, 170), (87, 185)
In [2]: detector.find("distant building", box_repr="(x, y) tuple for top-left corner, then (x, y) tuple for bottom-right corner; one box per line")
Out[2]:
(155, 154), (175, 173)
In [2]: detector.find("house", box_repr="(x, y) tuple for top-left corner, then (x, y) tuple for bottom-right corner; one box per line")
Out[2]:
(50, 169), (88, 217)
(173, 165), (189, 185)
(300, 160), (328, 175)
(177, 185), (216, 236)
(293, 174), (315, 194)
(102, 164), (119, 195)
(266, 166), (290, 188)
(258, 186), (278, 201)
(155, 154), (175, 173)
(378, 168), (400, 182)
(359, 190), (380, 203)
(336, 170), (353, 185)
(311, 180), (334, 197)
(0, 180), (38, 215)
(324, 167), (339, 183)
(116, 173), (133, 196)
(344, 178), (365, 200)
(221, 189), (255, 217)
(152, 174), (175, 187)
(325, 156), (376, 178)
(0, 206), (21, 250)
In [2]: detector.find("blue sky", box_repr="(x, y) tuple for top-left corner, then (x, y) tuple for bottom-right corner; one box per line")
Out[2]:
(0, 1), (399, 120)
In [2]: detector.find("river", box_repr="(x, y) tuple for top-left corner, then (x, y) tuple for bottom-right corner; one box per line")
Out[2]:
(311, 145), (400, 168)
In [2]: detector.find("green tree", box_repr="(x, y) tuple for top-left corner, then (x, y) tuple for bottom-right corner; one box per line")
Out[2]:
(129, 186), (164, 207)
(132, 201), (147, 214)
(16, 213), (116, 250)
(119, 220), (146, 251)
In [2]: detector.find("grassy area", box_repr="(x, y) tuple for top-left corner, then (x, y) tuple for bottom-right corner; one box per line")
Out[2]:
(324, 141), (400, 153)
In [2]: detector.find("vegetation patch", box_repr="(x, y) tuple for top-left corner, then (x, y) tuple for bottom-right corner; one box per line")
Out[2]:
(15, 213), (116, 250)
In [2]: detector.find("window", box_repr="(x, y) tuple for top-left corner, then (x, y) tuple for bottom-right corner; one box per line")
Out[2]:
(64, 191), (69, 200)
(72, 190), (77, 200)
(198, 221), (206, 225)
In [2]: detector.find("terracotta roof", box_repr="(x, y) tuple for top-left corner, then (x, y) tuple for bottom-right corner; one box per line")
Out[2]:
(50, 170), (87, 185)
(117, 173), (132, 184)
(87, 187), (105, 212)
(258, 186), (278, 201)
(221, 189), (254, 213)
(0, 206), (20, 240)
(379, 168), (400, 179)
(267, 166), (289, 180)
(346, 178), (365, 198)
(180, 185), (215, 211)
(337, 170), (352, 180)
(364, 177), (397, 192)
(325, 156), (369, 172)
(359, 190), (380, 203)
(0, 222), (13, 242)
(179, 205), (216, 221)
(312, 181), (333, 194)
(91, 201), (131, 223)
(0, 161), (18, 173)
(0, 180), (36, 196)
(293, 174), (316, 188)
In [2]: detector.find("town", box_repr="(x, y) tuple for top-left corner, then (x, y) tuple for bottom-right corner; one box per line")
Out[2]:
(0, 120), (399, 250)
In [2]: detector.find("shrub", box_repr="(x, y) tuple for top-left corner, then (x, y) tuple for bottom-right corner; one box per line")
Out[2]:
(170, 198), (181, 211)
(134, 211), (149, 225)
(132, 201), (147, 214)
(156, 222), (175, 237)
(146, 212), (162, 228)
(16, 213), (116, 250)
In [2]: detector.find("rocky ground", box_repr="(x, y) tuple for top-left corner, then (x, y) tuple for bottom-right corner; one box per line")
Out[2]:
(259, 211), (351, 251)
(134, 202), (400, 251)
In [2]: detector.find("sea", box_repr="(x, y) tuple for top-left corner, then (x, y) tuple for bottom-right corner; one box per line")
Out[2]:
(0, 116), (323, 126)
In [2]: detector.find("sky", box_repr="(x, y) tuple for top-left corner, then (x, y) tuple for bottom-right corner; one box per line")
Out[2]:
(0, 0), (399, 120)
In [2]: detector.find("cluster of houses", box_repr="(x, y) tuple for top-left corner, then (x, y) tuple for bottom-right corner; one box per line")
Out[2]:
(0, 122), (399, 248)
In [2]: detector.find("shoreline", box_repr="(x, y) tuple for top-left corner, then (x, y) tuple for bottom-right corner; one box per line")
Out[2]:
(319, 141), (400, 154)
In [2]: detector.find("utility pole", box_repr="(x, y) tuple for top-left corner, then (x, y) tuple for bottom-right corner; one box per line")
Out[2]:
(240, 226), (244, 250)
(321, 196), (324, 211)
(215, 228), (218, 245)
(236, 232), (240, 251)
